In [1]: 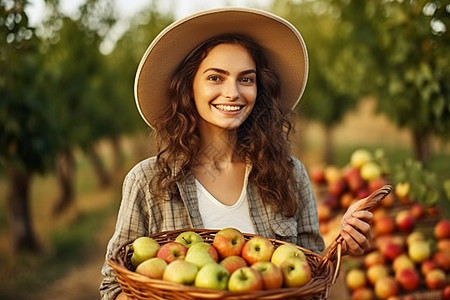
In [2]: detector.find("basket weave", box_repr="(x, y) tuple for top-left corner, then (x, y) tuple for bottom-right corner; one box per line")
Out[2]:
(108, 185), (392, 300)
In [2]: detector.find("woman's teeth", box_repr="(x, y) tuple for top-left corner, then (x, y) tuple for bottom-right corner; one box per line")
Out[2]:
(215, 104), (242, 111)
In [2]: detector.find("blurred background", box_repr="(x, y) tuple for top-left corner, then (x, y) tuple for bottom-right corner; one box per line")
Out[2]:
(1, 0), (449, 299)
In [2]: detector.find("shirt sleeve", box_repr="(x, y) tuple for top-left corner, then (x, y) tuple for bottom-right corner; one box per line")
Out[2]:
(291, 157), (325, 254)
(99, 163), (151, 300)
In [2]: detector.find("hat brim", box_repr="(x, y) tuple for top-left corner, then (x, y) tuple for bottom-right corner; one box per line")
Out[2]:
(135, 7), (308, 128)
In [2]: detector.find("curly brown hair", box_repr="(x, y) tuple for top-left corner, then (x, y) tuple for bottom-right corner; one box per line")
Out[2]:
(151, 34), (298, 217)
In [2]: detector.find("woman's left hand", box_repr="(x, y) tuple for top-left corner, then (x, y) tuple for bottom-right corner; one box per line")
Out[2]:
(340, 199), (373, 256)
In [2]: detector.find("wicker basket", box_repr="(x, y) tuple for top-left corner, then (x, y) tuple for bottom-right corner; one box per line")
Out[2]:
(108, 185), (392, 300)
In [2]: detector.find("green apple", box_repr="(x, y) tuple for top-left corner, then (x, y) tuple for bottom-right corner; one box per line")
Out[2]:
(360, 161), (382, 181)
(270, 243), (306, 267)
(228, 267), (263, 292)
(213, 227), (246, 258)
(280, 257), (311, 287)
(175, 231), (204, 248)
(157, 241), (188, 263)
(194, 262), (229, 290)
(187, 242), (219, 262)
(251, 261), (283, 290)
(241, 235), (275, 265)
(131, 236), (161, 267)
(162, 260), (198, 285)
(220, 255), (248, 275)
(185, 248), (217, 269)
(135, 257), (167, 279)
(350, 149), (373, 168)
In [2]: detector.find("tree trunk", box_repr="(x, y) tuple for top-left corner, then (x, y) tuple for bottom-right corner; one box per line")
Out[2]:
(323, 125), (334, 165)
(412, 130), (431, 166)
(111, 136), (124, 173)
(88, 143), (111, 187)
(6, 164), (40, 252)
(53, 149), (75, 216)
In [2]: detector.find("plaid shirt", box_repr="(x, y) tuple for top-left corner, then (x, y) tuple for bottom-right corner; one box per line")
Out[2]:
(100, 156), (324, 299)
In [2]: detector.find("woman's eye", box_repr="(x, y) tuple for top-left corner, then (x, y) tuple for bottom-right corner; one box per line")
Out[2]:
(240, 77), (255, 84)
(208, 75), (222, 82)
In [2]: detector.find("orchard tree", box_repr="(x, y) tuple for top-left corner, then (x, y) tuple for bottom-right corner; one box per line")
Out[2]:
(0, 0), (60, 251)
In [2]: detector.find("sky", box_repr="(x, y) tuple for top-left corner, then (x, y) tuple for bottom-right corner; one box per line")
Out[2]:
(25, 0), (272, 53)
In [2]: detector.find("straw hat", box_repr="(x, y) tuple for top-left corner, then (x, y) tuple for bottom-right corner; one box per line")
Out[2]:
(134, 7), (308, 128)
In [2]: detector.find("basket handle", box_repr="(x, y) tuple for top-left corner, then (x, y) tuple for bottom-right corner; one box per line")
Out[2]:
(317, 184), (392, 283)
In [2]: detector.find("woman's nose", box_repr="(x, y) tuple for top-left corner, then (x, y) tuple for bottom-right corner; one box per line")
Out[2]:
(223, 81), (239, 100)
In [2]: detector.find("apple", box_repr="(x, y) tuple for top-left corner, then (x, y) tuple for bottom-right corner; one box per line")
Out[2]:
(131, 236), (161, 267)
(374, 215), (395, 236)
(157, 242), (188, 263)
(421, 259), (438, 276)
(364, 251), (385, 268)
(392, 254), (415, 274)
(345, 268), (367, 291)
(241, 236), (275, 265)
(374, 276), (399, 299)
(270, 243), (306, 267)
(135, 257), (167, 279)
(343, 167), (366, 192)
(437, 238), (450, 253)
(340, 192), (355, 209)
(381, 242), (403, 262)
(352, 287), (375, 300)
(280, 257), (312, 288)
(360, 161), (382, 181)
(395, 268), (420, 291)
(442, 285), (450, 300)
(251, 261), (283, 290)
(368, 177), (389, 193)
(380, 193), (395, 208)
(317, 202), (332, 222)
(227, 267), (263, 292)
(220, 255), (247, 275)
(187, 242), (219, 262)
(408, 240), (431, 263)
(394, 182), (410, 200)
(356, 188), (371, 200)
(185, 247), (217, 269)
(367, 264), (389, 286)
(194, 262), (229, 290)
(328, 178), (348, 197)
(410, 203), (425, 219)
(406, 231), (426, 247)
(434, 219), (450, 240)
(174, 231), (204, 248)
(324, 194), (339, 210)
(213, 227), (246, 258)
(425, 268), (446, 289)
(350, 149), (373, 169)
(395, 210), (415, 233)
(309, 165), (326, 184)
(324, 165), (342, 183)
(433, 251), (450, 271)
(163, 260), (198, 285)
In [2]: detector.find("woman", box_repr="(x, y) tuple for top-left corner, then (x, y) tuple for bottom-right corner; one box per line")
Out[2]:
(100, 8), (372, 300)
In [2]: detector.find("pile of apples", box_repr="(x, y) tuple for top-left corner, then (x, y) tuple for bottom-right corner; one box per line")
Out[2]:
(128, 227), (312, 292)
(344, 219), (450, 299)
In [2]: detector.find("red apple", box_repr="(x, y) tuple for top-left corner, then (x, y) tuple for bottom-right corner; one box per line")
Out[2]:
(437, 238), (450, 253)
(433, 251), (450, 271)
(345, 268), (367, 291)
(395, 268), (420, 291)
(328, 177), (348, 197)
(382, 242), (403, 262)
(324, 194), (340, 210)
(410, 203), (425, 219)
(374, 215), (395, 236)
(343, 167), (366, 192)
(227, 267), (263, 292)
(442, 284), (450, 300)
(392, 254), (415, 274)
(213, 227), (246, 258)
(309, 165), (326, 184)
(157, 242), (188, 263)
(364, 251), (385, 268)
(368, 177), (389, 193)
(380, 193), (395, 208)
(425, 268), (447, 289)
(356, 188), (371, 200)
(280, 257), (312, 288)
(352, 287), (375, 300)
(340, 192), (355, 209)
(251, 261), (283, 290)
(421, 259), (438, 276)
(434, 219), (450, 240)
(395, 210), (415, 233)
(220, 255), (247, 275)
(367, 264), (389, 286)
(374, 276), (399, 299)
(194, 262), (230, 291)
(241, 235), (275, 265)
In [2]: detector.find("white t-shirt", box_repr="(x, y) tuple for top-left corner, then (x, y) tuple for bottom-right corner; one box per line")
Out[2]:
(196, 165), (256, 234)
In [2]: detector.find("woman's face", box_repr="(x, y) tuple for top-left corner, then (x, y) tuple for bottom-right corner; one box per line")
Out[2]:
(192, 43), (257, 131)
